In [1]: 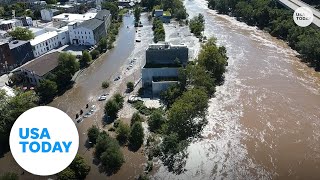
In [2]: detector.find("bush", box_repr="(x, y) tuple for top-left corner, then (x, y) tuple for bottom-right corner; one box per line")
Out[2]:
(102, 81), (110, 89)
(91, 49), (100, 59)
(127, 81), (134, 92)
(130, 112), (143, 126)
(57, 155), (90, 180)
(129, 122), (144, 151)
(116, 121), (131, 145)
(104, 94), (124, 120)
(87, 125), (100, 145)
(0, 172), (18, 180)
(148, 110), (166, 133)
(98, 136), (124, 171)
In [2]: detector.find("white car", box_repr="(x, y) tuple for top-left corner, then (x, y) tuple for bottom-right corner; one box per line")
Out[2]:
(98, 95), (107, 101)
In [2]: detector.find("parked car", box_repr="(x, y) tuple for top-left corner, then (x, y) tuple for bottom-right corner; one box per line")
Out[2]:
(114, 76), (121, 81)
(98, 95), (107, 101)
(76, 117), (83, 123)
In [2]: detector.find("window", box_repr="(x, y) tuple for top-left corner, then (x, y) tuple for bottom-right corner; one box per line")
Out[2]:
(85, 32), (86, 34)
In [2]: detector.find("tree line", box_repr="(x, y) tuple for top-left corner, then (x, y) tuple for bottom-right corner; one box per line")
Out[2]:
(141, 0), (188, 20)
(153, 18), (165, 42)
(208, 0), (320, 70)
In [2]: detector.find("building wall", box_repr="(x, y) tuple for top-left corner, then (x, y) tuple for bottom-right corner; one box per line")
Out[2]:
(41, 9), (53, 21)
(146, 47), (189, 65)
(0, 19), (23, 31)
(32, 35), (60, 57)
(69, 27), (95, 45)
(58, 29), (70, 45)
(19, 68), (43, 86)
(11, 42), (34, 66)
(152, 81), (177, 96)
(0, 43), (14, 74)
(142, 67), (179, 86)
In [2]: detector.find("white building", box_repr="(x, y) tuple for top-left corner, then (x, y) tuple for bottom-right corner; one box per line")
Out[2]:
(41, 9), (60, 21)
(52, 12), (97, 28)
(30, 31), (59, 57)
(68, 10), (111, 46)
(0, 19), (23, 31)
(68, 23), (95, 45)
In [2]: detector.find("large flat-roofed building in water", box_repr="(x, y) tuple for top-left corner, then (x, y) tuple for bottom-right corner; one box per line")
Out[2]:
(146, 42), (188, 65)
(142, 42), (189, 96)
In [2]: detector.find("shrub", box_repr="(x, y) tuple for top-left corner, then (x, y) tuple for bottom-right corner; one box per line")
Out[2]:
(102, 81), (110, 89)
(127, 81), (134, 92)
(91, 49), (100, 59)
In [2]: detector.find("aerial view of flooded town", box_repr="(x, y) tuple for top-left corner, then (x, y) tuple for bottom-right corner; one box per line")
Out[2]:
(0, 0), (320, 179)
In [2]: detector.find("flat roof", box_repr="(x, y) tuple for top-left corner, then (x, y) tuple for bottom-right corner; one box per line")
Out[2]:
(9, 40), (29, 49)
(30, 31), (58, 46)
(52, 13), (97, 22)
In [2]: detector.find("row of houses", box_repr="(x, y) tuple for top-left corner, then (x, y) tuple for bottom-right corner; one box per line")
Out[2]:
(0, 9), (111, 75)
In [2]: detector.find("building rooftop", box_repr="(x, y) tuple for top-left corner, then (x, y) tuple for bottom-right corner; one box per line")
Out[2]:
(8, 40), (29, 49)
(148, 42), (187, 50)
(0, 19), (20, 25)
(94, 10), (111, 21)
(78, 10), (111, 31)
(79, 18), (104, 31)
(30, 31), (58, 46)
(19, 52), (60, 77)
(52, 12), (97, 22)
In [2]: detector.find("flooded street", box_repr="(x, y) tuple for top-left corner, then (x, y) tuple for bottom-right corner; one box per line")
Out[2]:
(154, 0), (320, 179)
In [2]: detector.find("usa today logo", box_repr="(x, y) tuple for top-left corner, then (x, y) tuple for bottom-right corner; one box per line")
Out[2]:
(9, 106), (79, 176)
(293, 7), (314, 27)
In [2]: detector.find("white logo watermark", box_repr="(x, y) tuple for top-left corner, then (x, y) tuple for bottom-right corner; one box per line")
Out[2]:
(9, 106), (79, 176)
(293, 7), (314, 27)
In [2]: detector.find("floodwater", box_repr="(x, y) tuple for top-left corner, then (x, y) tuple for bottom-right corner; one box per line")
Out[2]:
(154, 0), (320, 179)
(0, 13), (151, 179)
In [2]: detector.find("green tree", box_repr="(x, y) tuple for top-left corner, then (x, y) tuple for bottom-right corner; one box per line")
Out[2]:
(80, 50), (92, 68)
(98, 37), (107, 52)
(102, 2), (119, 19)
(198, 38), (228, 82)
(134, 6), (142, 23)
(113, 93), (124, 108)
(189, 14), (205, 37)
(36, 79), (58, 103)
(101, 81), (109, 89)
(57, 155), (90, 180)
(129, 122), (144, 151)
(0, 172), (18, 180)
(8, 27), (34, 40)
(46, 0), (57, 4)
(100, 144), (124, 172)
(55, 52), (79, 90)
(130, 112), (143, 126)
(0, 91), (38, 154)
(90, 50), (100, 59)
(57, 167), (75, 180)
(148, 110), (166, 133)
(167, 88), (208, 140)
(127, 81), (134, 92)
(105, 99), (120, 120)
(160, 84), (183, 108)
(116, 121), (131, 145)
(87, 125), (100, 145)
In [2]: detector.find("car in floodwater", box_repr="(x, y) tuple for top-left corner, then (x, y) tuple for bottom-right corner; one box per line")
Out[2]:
(98, 95), (107, 101)
(114, 76), (121, 81)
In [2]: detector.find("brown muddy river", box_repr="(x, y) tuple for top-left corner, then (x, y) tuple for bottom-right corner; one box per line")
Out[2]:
(154, 0), (320, 179)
